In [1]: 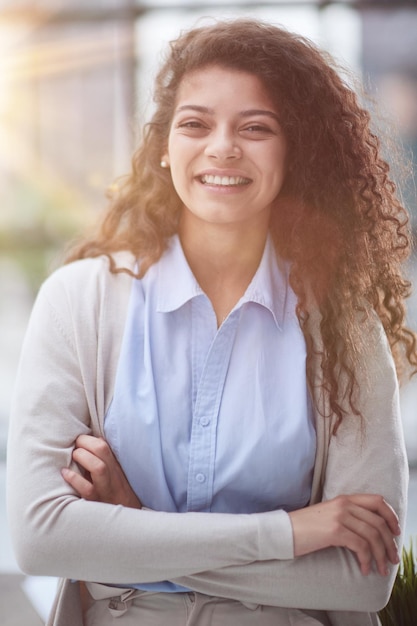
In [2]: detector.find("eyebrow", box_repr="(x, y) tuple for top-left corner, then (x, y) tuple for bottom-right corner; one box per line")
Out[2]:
(174, 104), (279, 122)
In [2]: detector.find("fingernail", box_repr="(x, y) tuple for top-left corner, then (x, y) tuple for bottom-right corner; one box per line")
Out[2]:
(61, 468), (70, 477)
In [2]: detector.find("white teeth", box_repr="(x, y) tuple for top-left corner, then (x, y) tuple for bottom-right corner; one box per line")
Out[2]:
(201, 174), (249, 186)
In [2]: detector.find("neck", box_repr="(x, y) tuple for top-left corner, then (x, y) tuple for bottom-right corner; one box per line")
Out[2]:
(178, 213), (269, 325)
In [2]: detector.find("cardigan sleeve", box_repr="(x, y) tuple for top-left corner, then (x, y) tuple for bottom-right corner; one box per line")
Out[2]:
(6, 260), (294, 585)
(172, 316), (409, 613)
(7, 261), (407, 613)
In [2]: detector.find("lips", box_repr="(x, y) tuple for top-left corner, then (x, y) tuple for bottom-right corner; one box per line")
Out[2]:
(199, 174), (251, 186)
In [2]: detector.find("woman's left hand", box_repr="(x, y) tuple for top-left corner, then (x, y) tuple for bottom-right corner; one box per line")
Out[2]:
(61, 435), (142, 509)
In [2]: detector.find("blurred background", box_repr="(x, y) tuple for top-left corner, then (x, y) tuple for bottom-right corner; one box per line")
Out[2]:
(0, 1), (417, 624)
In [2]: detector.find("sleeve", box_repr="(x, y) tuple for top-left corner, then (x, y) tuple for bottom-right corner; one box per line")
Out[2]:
(6, 268), (294, 585)
(171, 317), (409, 613)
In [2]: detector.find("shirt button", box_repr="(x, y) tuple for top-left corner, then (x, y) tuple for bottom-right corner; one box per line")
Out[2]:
(200, 417), (210, 427)
(196, 473), (206, 483)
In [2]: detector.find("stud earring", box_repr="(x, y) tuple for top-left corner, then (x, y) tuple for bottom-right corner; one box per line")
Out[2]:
(160, 160), (169, 168)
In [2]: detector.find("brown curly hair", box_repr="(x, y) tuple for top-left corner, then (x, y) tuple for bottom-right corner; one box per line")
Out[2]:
(66, 18), (417, 432)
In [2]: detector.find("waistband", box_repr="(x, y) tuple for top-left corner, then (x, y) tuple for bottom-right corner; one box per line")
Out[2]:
(84, 581), (259, 614)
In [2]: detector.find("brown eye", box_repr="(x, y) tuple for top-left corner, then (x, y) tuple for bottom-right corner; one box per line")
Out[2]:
(244, 125), (273, 133)
(177, 120), (207, 129)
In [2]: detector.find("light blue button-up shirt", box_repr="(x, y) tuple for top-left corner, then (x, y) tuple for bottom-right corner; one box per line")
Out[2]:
(104, 234), (316, 590)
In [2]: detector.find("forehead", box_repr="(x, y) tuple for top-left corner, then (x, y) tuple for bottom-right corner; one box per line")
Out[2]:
(174, 65), (276, 111)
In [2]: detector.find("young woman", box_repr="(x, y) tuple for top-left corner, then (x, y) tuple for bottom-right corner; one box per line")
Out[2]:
(7, 18), (416, 626)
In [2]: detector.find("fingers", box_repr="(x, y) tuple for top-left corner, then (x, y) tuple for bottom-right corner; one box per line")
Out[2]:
(348, 494), (401, 536)
(328, 495), (400, 576)
(61, 435), (142, 509)
(71, 436), (116, 499)
(289, 493), (401, 577)
(74, 435), (112, 463)
(61, 467), (97, 501)
(341, 500), (400, 576)
(71, 446), (112, 496)
(61, 443), (111, 502)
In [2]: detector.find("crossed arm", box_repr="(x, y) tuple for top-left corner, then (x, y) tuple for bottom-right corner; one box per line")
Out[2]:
(7, 263), (408, 613)
(62, 434), (401, 580)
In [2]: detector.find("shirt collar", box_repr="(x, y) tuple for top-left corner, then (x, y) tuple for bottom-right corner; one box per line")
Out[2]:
(156, 235), (204, 313)
(241, 235), (288, 330)
(156, 234), (289, 330)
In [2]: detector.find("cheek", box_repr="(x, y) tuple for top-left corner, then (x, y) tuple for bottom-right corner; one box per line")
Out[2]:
(167, 138), (191, 178)
(272, 147), (287, 181)
(169, 167), (182, 196)
(166, 129), (179, 161)
(274, 139), (287, 163)
(258, 140), (286, 169)
(168, 163), (191, 204)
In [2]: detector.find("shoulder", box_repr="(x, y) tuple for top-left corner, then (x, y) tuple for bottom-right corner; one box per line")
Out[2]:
(29, 252), (137, 344)
(39, 252), (136, 305)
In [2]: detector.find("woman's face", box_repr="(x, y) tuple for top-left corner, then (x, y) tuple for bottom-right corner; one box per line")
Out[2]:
(163, 65), (287, 232)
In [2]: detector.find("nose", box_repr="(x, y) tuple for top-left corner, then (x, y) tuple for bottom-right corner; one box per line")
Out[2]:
(204, 127), (241, 161)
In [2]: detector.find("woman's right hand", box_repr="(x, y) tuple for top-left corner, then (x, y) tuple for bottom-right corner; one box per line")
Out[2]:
(61, 435), (142, 509)
(289, 494), (401, 576)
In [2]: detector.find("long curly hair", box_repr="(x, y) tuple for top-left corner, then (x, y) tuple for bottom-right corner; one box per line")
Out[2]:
(66, 19), (417, 432)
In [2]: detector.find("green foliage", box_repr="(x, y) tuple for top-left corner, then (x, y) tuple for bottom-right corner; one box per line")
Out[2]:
(378, 539), (417, 626)
(1, 177), (96, 291)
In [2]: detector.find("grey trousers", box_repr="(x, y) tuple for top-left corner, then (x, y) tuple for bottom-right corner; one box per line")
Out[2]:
(84, 583), (329, 625)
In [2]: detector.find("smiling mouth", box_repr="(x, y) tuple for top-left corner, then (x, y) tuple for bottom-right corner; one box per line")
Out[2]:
(199, 174), (251, 186)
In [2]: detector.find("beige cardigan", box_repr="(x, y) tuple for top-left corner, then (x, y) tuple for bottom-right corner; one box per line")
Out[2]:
(6, 252), (408, 626)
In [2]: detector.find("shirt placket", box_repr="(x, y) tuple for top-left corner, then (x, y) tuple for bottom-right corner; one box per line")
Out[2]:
(187, 301), (239, 512)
